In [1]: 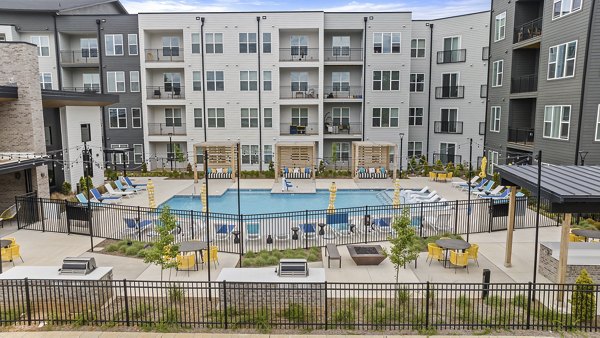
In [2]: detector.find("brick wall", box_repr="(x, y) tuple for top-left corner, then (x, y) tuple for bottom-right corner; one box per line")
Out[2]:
(538, 243), (600, 283)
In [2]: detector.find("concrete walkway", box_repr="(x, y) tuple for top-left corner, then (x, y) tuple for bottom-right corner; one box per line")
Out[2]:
(0, 332), (557, 337)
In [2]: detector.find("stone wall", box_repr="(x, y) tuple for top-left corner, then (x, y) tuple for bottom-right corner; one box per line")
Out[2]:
(219, 282), (326, 311)
(538, 243), (600, 283)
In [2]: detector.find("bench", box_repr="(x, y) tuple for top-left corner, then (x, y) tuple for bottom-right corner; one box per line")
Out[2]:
(326, 244), (341, 268)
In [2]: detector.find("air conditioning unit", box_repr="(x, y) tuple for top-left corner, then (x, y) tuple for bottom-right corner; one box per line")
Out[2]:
(278, 258), (308, 277)
(59, 257), (97, 275)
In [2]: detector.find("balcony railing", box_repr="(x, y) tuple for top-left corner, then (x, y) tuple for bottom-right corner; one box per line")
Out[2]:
(480, 84), (487, 98)
(511, 74), (538, 94)
(434, 121), (464, 134)
(323, 86), (363, 99)
(148, 123), (186, 136)
(60, 50), (99, 65)
(437, 49), (466, 64)
(280, 123), (319, 135)
(279, 48), (319, 61)
(147, 86), (185, 99)
(433, 153), (462, 165)
(324, 122), (362, 135)
(508, 128), (534, 146)
(323, 48), (363, 61)
(479, 121), (485, 135)
(145, 48), (184, 62)
(435, 86), (465, 99)
(514, 17), (542, 44)
(62, 87), (100, 93)
(279, 86), (319, 99)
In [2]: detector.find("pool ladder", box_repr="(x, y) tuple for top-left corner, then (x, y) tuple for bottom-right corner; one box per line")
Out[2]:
(376, 190), (393, 205)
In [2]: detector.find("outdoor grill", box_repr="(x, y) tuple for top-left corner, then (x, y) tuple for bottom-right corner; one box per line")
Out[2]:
(59, 257), (97, 275)
(278, 259), (309, 277)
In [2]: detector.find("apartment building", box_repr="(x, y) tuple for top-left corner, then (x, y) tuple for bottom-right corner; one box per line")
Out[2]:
(486, 0), (600, 170)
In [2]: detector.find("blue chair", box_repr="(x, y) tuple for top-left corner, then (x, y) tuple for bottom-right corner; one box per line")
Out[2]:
(326, 213), (354, 236)
(300, 223), (316, 239)
(461, 178), (488, 191)
(246, 223), (261, 240)
(123, 176), (147, 188)
(372, 217), (393, 232)
(411, 216), (423, 228)
(472, 180), (494, 195)
(115, 180), (140, 193)
(123, 218), (152, 237)
(76, 193), (90, 204)
(90, 188), (121, 203)
(215, 224), (235, 239)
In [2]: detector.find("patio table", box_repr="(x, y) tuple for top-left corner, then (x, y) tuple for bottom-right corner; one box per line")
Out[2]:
(0, 240), (11, 248)
(435, 239), (471, 268)
(177, 240), (209, 270)
(572, 229), (600, 242)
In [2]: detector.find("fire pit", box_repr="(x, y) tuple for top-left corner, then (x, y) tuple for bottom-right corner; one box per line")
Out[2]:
(347, 244), (386, 265)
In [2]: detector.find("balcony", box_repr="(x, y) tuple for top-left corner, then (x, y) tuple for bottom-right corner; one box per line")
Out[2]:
(435, 86), (465, 99)
(324, 122), (362, 136)
(479, 122), (485, 135)
(279, 86), (319, 99)
(434, 121), (464, 134)
(280, 123), (319, 135)
(511, 74), (538, 94)
(514, 18), (542, 44)
(433, 153), (462, 165)
(146, 86), (185, 100)
(62, 87), (100, 94)
(60, 50), (98, 66)
(279, 48), (319, 62)
(508, 128), (534, 147)
(323, 48), (363, 62)
(145, 48), (184, 62)
(323, 86), (363, 100)
(148, 123), (186, 136)
(437, 49), (466, 64)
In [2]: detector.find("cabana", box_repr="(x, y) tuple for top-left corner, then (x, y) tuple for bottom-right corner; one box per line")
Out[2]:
(193, 142), (238, 181)
(352, 141), (397, 180)
(275, 142), (317, 181)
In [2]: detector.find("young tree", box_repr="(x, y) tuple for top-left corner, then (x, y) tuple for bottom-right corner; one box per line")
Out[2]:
(174, 144), (185, 164)
(387, 207), (421, 283)
(571, 269), (597, 323)
(142, 206), (180, 281)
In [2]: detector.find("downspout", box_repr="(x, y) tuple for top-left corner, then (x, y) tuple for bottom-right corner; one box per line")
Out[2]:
(257, 16), (263, 172)
(200, 17), (207, 142)
(483, 10), (493, 160)
(426, 23), (434, 160)
(53, 15), (62, 89)
(96, 19), (108, 165)
(361, 17), (367, 141)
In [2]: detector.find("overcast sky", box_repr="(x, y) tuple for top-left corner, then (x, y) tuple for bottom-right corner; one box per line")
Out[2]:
(121, 0), (491, 20)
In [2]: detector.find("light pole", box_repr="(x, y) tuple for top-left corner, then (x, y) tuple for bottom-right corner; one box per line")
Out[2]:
(399, 133), (404, 176)
(466, 138), (472, 242)
(533, 151), (542, 287)
(168, 133), (173, 171)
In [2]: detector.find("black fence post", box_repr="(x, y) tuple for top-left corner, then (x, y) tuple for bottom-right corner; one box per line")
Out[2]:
(488, 199), (494, 232)
(425, 281), (430, 329)
(137, 206), (142, 242)
(364, 206), (368, 244)
(123, 279), (130, 326)
(66, 202), (72, 235)
(24, 278), (31, 326)
(526, 281), (532, 330)
(304, 210), (309, 249)
(222, 280), (228, 329)
(190, 210), (195, 239)
(324, 281), (328, 330)
(14, 196), (21, 229)
(88, 202), (94, 252)
(419, 203), (424, 237)
(40, 201), (45, 232)
(454, 200), (459, 234)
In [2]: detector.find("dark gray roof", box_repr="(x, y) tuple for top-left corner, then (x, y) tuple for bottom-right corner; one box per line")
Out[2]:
(496, 165), (600, 213)
(0, 0), (126, 14)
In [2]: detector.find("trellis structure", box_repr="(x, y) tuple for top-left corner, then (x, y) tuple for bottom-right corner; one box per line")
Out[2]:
(193, 141), (238, 181)
(274, 141), (317, 181)
(352, 141), (397, 180)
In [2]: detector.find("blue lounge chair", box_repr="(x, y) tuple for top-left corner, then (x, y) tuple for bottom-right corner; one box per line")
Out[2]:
(215, 224), (235, 239)
(90, 188), (121, 203)
(246, 223), (261, 240)
(453, 175), (480, 189)
(326, 213), (354, 236)
(115, 180), (140, 193)
(300, 223), (317, 239)
(372, 217), (393, 232)
(472, 180), (495, 195)
(76, 193), (89, 204)
(123, 218), (153, 236)
(122, 176), (147, 189)
(462, 178), (488, 191)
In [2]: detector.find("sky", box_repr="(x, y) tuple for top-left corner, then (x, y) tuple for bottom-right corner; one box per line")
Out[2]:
(120, 0), (491, 20)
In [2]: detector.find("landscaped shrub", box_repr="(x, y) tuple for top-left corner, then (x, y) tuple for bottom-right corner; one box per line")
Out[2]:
(512, 294), (528, 308)
(284, 303), (308, 322)
(571, 269), (597, 323)
(61, 181), (72, 195)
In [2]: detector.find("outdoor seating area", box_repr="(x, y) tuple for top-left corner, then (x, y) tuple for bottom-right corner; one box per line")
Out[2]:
(426, 239), (479, 273)
(193, 141), (238, 181)
(0, 236), (24, 267)
(352, 141), (397, 180)
(429, 171), (453, 182)
(274, 141), (317, 180)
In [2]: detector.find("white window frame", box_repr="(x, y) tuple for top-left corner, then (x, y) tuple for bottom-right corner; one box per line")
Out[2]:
(543, 105), (571, 140)
(111, 144), (129, 164)
(207, 108), (225, 128)
(205, 33), (223, 54)
(131, 108), (142, 128)
(263, 144), (273, 164)
(492, 60), (503, 87)
(373, 70), (400, 91)
(332, 72), (350, 91)
(239, 33), (257, 53)
(107, 71), (126, 92)
(240, 71), (258, 91)
(410, 38), (425, 58)
(596, 104), (600, 141)
(548, 41), (577, 80)
(408, 141), (423, 158)
(332, 107), (350, 126)
(263, 108), (272, 128)
(206, 71), (224, 91)
(191, 33), (201, 54)
(194, 108), (203, 128)
(263, 71), (272, 91)
(82, 73), (100, 92)
(133, 144), (143, 164)
(494, 12), (506, 42)
(109, 108), (127, 129)
(105, 34), (123, 56)
(31, 36), (50, 57)
(291, 107), (309, 126)
(290, 35), (308, 56)
(409, 73), (425, 92)
(409, 107), (423, 126)
(553, 0), (583, 20)
(164, 107), (182, 127)
(241, 108), (259, 128)
(372, 108), (399, 128)
(332, 36), (351, 56)
(128, 34), (138, 55)
(40, 72), (53, 90)
(490, 106), (501, 132)
(333, 142), (350, 162)
(242, 144), (260, 165)
(129, 71), (140, 92)
(263, 32), (271, 53)
(192, 71), (202, 91)
(373, 32), (401, 54)
(488, 150), (499, 175)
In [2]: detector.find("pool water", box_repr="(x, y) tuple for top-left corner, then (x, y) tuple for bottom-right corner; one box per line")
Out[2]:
(162, 189), (399, 214)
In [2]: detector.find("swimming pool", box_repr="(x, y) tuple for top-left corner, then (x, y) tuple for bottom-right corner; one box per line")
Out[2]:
(161, 189), (400, 214)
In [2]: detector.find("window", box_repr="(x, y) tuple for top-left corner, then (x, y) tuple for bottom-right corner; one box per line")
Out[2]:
(107, 71), (125, 92)
(162, 36), (180, 56)
(109, 108), (127, 128)
(83, 73), (100, 92)
(408, 142), (423, 158)
(111, 144), (129, 164)
(31, 36), (49, 56)
(194, 108), (203, 127)
(291, 107), (309, 126)
(263, 33), (271, 53)
(263, 71), (272, 91)
(163, 73), (181, 93)
(596, 105), (600, 141)
(544, 105), (571, 139)
(440, 143), (457, 163)
(207, 108), (225, 128)
(373, 32), (401, 54)
(411, 38), (425, 58)
(494, 12), (506, 42)
(239, 33), (257, 53)
(488, 151), (499, 175)
(409, 108), (423, 126)
(240, 71), (258, 91)
(128, 34), (138, 55)
(133, 144), (143, 164)
(80, 38), (98, 58)
(191, 33), (201, 54)
(105, 34), (123, 56)
(333, 142), (350, 161)
(553, 0), (582, 19)
(167, 143), (184, 163)
(492, 60), (503, 87)
(332, 72), (350, 92)
(332, 107), (350, 126)
(373, 71), (400, 91)
(263, 145), (273, 164)
(332, 36), (350, 56)
(40, 73), (52, 90)
(409, 73), (424, 92)
(490, 106), (501, 132)
(241, 108), (259, 128)
(0, 33), (5, 41)
(165, 108), (182, 127)
(264, 108), (272, 128)
(206, 71), (224, 91)
(548, 41), (577, 79)
(291, 72), (309, 91)
(290, 35), (308, 56)
(242, 145), (260, 165)
(372, 108), (399, 127)
(192, 71), (202, 91)
(132, 108), (142, 128)
(44, 126), (52, 146)
(129, 71), (140, 92)
(205, 33), (223, 53)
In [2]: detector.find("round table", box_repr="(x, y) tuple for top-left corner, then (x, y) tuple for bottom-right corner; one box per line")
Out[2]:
(177, 240), (208, 270)
(572, 229), (600, 241)
(435, 239), (471, 268)
(0, 240), (11, 248)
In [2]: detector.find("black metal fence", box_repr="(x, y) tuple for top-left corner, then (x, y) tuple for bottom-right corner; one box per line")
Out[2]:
(0, 279), (597, 331)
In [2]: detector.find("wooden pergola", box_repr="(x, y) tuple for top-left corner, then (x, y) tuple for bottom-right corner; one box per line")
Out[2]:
(193, 141), (238, 182)
(274, 141), (317, 181)
(352, 141), (397, 180)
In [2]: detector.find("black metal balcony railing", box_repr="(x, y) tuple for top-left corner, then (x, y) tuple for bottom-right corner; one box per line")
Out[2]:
(145, 48), (184, 62)
(324, 122), (362, 135)
(323, 86), (363, 99)
(508, 128), (534, 145)
(147, 86), (185, 99)
(434, 121), (464, 134)
(437, 49), (467, 64)
(514, 17), (542, 44)
(435, 86), (465, 99)
(279, 86), (319, 99)
(62, 87), (100, 93)
(479, 121), (486, 135)
(323, 48), (363, 61)
(280, 122), (319, 135)
(148, 123), (186, 136)
(480, 84), (488, 98)
(511, 74), (538, 94)
(279, 48), (319, 61)
(60, 50), (99, 65)
(433, 153), (462, 165)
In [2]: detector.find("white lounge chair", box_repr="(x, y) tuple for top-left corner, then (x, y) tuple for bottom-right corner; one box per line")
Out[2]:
(452, 175), (480, 189)
(424, 212), (454, 233)
(411, 190), (437, 201)
(404, 186), (430, 196)
(474, 185), (504, 196)
(105, 183), (134, 197)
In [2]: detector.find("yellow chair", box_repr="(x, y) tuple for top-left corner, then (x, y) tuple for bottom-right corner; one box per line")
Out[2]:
(202, 246), (219, 269)
(0, 205), (17, 228)
(1, 247), (12, 263)
(429, 172), (437, 181)
(447, 172), (453, 180)
(9, 244), (23, 265)
(569, 233), (585, 242)
(438, 173), (447, 182)
(466, 244), (479, 266)
(176, 253), (196, 276)
(449, 250), (469, 273)
(429, 245), (444, 265)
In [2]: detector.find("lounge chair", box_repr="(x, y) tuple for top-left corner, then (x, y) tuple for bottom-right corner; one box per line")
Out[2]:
(115, 180), (140, 193)
(453, 175), (480, 189)
(326, 212), (354, 236)
(411, 190), (438, 201)
(474, 185), (504, 197)
(424, 212), (453, 233)
(300, 223), (317, 239)
(0, 204), (17, 228)
(76, 193), (102, 204)
(105, 184), (134, 197)
(90, 188), (121, 203)
(461, 178), (488, 191)
(417, 195), (441, 203)
(123, 218), (153, 237)
(372, 217), (393, 233)
(479, 190), (509, 199)
(404, 186), (430, 196)
(245, 222), (261, 240)
(471, 180), (495, 195)
(121, 176), (147, 190)
(215, 224), (235, 239)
